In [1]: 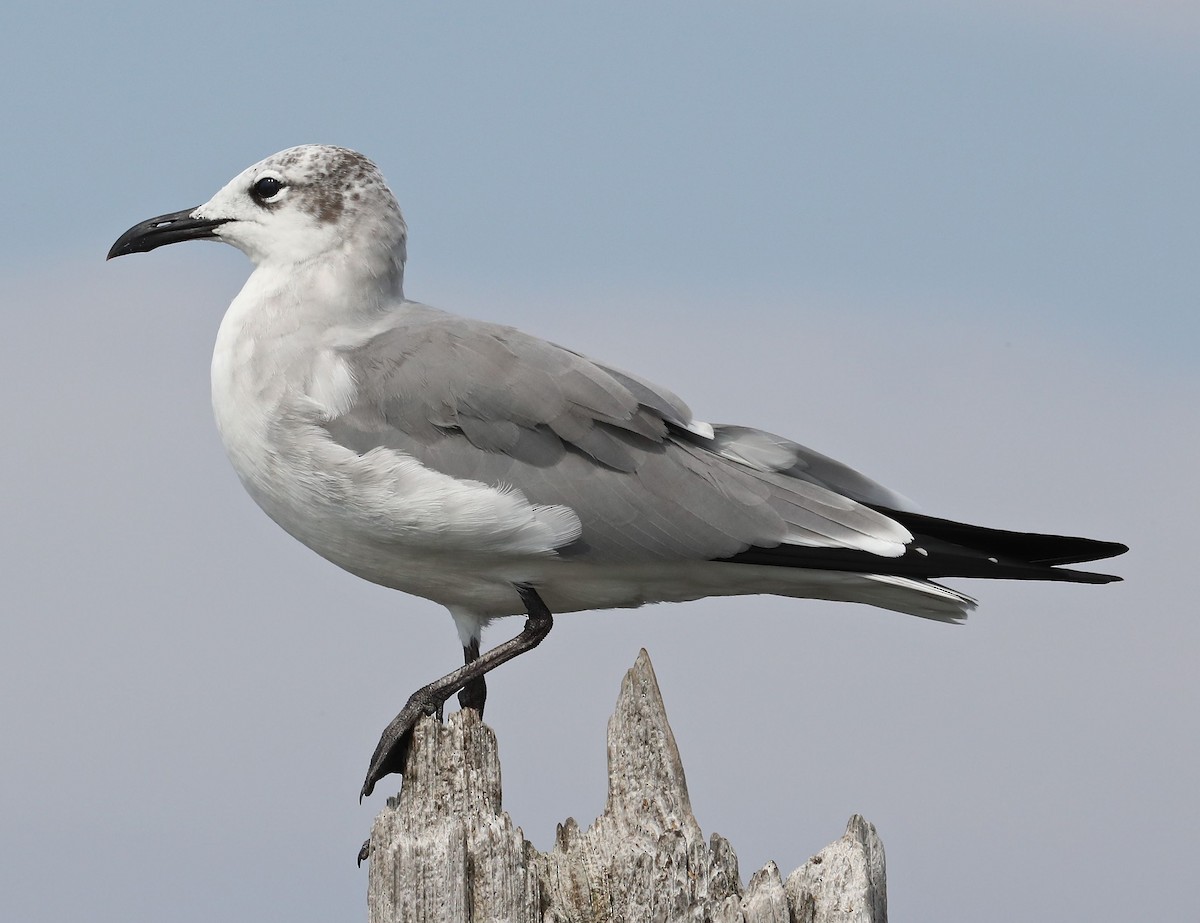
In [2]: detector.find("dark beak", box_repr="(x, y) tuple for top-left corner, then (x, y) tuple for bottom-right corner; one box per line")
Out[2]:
(107, 208), (225, 260)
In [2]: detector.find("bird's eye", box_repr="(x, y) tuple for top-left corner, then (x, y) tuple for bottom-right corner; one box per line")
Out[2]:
(251, 176), (283, 201)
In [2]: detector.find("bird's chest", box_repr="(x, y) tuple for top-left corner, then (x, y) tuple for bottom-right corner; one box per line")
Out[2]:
(209, 302), (345, 513)
(210, 332), (285, 480)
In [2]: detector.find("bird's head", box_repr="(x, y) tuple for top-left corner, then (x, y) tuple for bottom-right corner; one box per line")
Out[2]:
(107, 145), (408, 281)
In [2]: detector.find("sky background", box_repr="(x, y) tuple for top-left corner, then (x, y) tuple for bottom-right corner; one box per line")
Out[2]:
(2, 3), (1197, 921)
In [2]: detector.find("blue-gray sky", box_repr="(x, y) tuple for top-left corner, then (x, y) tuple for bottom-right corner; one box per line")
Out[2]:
(2, 4), (1196, 921)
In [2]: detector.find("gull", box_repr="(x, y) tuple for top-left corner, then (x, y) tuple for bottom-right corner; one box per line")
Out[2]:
(108, 145), (1127, 797)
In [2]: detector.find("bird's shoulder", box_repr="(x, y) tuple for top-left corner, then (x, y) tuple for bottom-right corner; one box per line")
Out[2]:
(330, 302), (706, 470)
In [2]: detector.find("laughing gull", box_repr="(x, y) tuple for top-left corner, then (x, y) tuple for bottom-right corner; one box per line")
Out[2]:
(108, 145), (1127, 796)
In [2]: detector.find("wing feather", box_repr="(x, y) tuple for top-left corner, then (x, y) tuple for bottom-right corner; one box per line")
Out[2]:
(329, 303), (911, 563)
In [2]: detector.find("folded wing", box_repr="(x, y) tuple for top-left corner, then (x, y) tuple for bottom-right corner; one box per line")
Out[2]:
(325, 304), (913, 564)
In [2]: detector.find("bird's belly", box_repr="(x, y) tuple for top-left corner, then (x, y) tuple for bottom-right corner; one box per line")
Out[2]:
(206, 412), (735, 615)
(210, 366), (584, 613)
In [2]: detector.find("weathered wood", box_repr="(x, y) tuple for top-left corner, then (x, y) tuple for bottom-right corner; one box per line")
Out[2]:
(365, 650), (886, 922)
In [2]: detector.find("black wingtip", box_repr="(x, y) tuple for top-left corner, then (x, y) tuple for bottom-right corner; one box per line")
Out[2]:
(872, 507), (1129, 568)
(1030, 539), (1128, 567)
(718, 510), (1128, 586)
(1055, 568), (1124, 585)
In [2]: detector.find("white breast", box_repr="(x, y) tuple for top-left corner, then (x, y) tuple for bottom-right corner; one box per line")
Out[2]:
(208, 274), (582, 607)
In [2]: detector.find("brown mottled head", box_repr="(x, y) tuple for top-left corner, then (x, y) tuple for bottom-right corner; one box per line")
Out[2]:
(109, 144), (408, 281)
(266, 145), (379, 225)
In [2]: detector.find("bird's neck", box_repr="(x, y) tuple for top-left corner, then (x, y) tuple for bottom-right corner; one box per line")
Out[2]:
(241, 252), (405, 331)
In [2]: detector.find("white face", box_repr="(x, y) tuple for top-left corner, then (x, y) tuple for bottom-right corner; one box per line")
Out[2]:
(191, 145), (407, 270)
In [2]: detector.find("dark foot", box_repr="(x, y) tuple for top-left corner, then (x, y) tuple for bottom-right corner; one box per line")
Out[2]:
(457, 638), (487, 713)
(360, 585), (553, 800)
(360, 682), (447, 799)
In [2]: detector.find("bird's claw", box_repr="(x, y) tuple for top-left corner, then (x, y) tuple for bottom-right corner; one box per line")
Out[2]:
(360, 687), (443, 799)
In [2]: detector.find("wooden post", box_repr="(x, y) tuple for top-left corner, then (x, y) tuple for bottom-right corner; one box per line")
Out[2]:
(365, 650), (887, 922)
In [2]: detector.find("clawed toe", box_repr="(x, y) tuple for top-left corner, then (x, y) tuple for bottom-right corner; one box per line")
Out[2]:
(361, 688), (443, 799)
(360, 587), (553, 799)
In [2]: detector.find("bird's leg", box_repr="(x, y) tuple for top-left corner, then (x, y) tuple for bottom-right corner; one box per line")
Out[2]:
(457, 637), (487, 714)
(360, 585), (553, 799)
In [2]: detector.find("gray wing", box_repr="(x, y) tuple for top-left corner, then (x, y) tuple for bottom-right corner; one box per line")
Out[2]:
(327, 303), (911, 562)
(700, 425), (915, 511)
